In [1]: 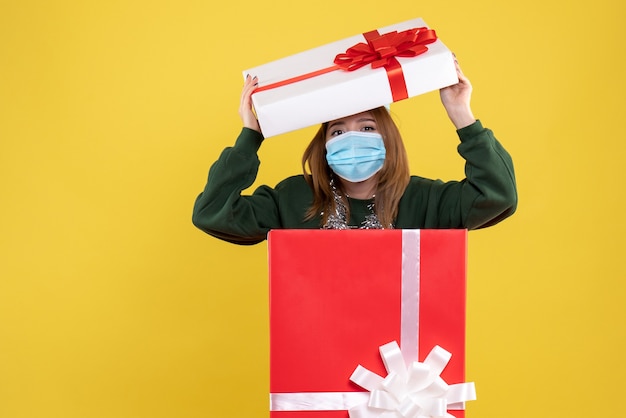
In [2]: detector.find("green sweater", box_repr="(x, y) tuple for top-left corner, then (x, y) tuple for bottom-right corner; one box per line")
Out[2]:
(192, 120), (517, 245)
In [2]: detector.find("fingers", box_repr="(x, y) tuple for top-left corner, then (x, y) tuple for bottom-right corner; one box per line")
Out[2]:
(240, 74), (258, 110)
(239, 75), (261, 132)
(451, 53), (470, 86)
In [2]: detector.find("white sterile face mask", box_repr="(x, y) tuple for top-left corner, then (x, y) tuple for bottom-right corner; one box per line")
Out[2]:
(325, 131), (386, 183)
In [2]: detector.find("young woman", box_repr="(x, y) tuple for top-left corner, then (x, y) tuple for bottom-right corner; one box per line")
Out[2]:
(192, 60), (517, 245)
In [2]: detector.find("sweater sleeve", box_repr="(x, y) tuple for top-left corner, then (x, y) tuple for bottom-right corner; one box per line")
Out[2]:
(441, 120), (518, 229)
(191, 128), (281, 245)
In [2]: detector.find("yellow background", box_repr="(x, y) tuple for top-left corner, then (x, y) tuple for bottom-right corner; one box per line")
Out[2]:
(1, 1), (624, 417)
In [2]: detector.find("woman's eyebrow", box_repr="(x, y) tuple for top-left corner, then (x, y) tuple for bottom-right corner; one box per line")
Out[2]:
(327, 117), (376, 133)
(327, 121), (345, 131)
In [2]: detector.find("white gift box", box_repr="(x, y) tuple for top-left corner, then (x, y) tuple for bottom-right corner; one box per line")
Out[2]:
(243, 17), (458, 138)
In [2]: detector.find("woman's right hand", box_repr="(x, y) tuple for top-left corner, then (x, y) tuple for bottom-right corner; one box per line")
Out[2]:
(239, 75), (261, 133)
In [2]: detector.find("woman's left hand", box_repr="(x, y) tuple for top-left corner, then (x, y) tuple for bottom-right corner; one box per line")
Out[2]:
(440, 56), (476, 129)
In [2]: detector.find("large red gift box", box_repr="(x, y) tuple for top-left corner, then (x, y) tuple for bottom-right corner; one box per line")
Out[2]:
(268, 229), (470, 418)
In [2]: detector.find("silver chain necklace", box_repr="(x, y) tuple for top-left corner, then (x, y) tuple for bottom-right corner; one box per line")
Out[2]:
(321, 178), (393, 229)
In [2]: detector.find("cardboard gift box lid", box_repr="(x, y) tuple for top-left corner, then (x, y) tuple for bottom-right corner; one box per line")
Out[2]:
(268, 229), (469, 418)
(244, 17), (458, 138)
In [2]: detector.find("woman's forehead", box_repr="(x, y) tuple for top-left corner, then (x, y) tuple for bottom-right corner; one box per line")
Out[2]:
(328, 110), (375, 125)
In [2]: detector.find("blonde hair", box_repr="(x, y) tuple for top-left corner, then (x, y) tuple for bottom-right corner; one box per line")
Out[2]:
(302, 107), (411, 227)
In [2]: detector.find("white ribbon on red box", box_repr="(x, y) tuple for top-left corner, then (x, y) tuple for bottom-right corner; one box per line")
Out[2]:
(270, 230), (476, 417)
(348, 341), (475, 418)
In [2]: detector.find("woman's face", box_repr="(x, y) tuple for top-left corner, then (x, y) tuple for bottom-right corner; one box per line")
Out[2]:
(325, 111), (378, 141)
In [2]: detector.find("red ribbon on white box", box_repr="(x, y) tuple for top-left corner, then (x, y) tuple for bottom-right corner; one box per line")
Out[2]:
(269, 230), (476, 417)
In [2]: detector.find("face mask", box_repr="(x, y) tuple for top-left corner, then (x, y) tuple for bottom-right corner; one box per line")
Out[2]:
(325, 131), (386, 182)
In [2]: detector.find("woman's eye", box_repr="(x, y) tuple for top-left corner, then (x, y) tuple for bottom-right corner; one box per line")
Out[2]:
(362, 126), (376, 132)
(330, 129), (344, 137)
